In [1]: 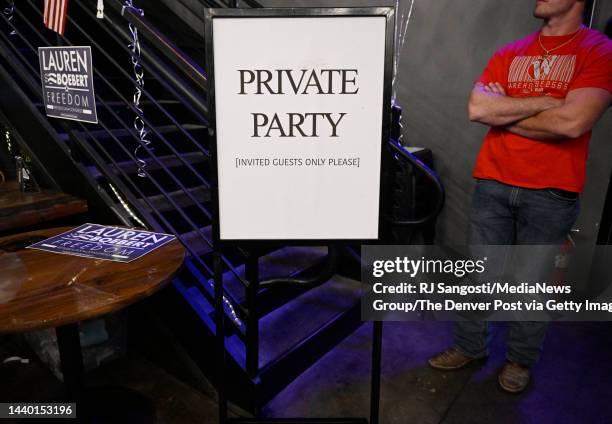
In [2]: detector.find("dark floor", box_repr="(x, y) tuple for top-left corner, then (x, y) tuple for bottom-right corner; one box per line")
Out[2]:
(2, 320), (612, 424)
(0, 342), (219, 424)
(265, 321), (612, 423)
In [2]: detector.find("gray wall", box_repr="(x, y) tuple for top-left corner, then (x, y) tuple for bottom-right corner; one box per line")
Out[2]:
(584, 0), (612, 248)
(259, 0), (612, 248)
(396, 0), (539, 244)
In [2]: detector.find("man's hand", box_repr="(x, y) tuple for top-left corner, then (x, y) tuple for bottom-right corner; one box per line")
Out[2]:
(468, 82), (563, 126)
(505, 87), (612, 140)
(482, 82), (507, 95)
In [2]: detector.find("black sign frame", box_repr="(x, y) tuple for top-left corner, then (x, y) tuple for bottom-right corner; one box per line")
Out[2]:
(204, 7), (396, 247)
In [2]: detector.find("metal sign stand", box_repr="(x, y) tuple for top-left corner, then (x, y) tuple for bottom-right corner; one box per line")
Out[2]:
(214, 248), (383, 424)
(205, 8), (395, 423)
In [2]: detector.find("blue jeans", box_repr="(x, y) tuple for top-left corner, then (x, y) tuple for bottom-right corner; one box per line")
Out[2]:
(454, 179), (580, 366)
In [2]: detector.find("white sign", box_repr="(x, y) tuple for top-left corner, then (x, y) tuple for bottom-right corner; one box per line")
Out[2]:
(212, 14), (388, 240)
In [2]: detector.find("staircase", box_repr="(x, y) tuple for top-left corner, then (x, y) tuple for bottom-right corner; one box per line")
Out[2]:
(0, 0), (444, 413)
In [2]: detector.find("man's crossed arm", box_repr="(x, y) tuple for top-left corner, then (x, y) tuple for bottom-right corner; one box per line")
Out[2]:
(468, 82), (611, 140)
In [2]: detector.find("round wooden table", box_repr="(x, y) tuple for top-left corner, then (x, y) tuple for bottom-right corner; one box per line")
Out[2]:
(0, 227), (185, 333)
(0, 226), (185, 418)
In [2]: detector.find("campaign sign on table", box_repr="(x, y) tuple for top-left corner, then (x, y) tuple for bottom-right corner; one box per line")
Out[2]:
(38, 46), (98, 124)
(208, 10), (392, 240)
(27, 224), (176, 263)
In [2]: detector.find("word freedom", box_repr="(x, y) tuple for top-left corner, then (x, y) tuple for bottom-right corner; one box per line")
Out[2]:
(238, 69), (359, 139)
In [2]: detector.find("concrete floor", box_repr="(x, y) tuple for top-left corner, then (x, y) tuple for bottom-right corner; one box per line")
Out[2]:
(2, 321), (611, 423)
(264, 321), (612, 424)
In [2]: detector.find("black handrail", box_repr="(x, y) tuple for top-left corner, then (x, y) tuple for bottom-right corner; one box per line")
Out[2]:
(387, 138), (445, 226)
(107, 0), (207, 92)
(75, 2), (208, 120)
(259, 246), (338, 289)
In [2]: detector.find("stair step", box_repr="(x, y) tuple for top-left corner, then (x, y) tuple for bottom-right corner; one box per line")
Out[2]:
(141, 185), (210, 213)
(76, 124), (207, 141)
(57, 123), (206, 143)
(86, 151), (208, 179)
(216, 246), (329, 306)
(179, 226), (213, 257)
(258, 273), (365, 368)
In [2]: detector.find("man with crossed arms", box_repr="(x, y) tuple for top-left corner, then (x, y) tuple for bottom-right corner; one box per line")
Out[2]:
(428, 0), (612, 393)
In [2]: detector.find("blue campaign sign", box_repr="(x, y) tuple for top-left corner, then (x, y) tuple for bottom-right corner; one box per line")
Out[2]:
(38, 46), (98, 124)
(27, 224), (176, 263)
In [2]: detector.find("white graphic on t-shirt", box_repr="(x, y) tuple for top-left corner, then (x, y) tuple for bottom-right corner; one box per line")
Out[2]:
(508, 54), (576, 83)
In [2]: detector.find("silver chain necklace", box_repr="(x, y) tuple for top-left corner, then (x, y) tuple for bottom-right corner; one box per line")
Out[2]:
(538, 26), (584, 60)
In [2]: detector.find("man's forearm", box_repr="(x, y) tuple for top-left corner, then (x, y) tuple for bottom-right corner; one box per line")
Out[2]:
(506, 88), (612, 140)
(505, 108), (571, 140)
(505, 120), (566, 140)
(468, 84), (562, 127)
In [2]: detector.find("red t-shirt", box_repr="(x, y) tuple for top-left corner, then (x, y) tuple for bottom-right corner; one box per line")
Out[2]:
(472, 27), (612, 192)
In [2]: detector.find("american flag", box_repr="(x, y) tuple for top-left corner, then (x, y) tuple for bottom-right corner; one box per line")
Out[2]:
(43, 0), (69, 35)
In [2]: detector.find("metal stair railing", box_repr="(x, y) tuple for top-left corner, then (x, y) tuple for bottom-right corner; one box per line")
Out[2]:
(387, 138), (445, 226)
(1, 0), (447, 405)
(23, 0), (248, 286)
(109, 0), (208, 94)
(5, 4), (212, 229)
(94, 0), (209, 118)
(1, 0), (252, 331)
